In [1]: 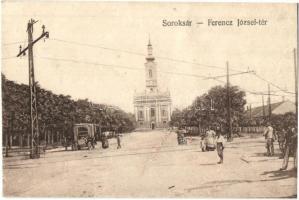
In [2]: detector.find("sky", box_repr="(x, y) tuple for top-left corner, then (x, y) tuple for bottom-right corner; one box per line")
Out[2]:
(2, 2), (297, 113)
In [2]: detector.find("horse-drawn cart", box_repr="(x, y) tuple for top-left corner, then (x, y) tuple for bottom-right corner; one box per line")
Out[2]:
(71, 123), (97, 151)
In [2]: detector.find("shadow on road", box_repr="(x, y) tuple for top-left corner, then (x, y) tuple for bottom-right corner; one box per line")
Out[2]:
(185, 173), (297, 194)
(261, 169), (297, 181)
(199, 163), (217, 166)
(4, 147), (201, 169)
(252, 152), (282, 157)
(185, 179), (253, 192)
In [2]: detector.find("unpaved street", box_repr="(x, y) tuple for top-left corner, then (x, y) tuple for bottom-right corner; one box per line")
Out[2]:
(3, 130), (297, 197)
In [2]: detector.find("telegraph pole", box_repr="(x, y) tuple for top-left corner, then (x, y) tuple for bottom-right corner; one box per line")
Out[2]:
(294, 48), (298, 119)
(249, 104), (252, 120)
(262, 95), (265, 119)
(268, 84), (271, 122)
(226, 61), (232, 141)
(17, 19), (49, 159)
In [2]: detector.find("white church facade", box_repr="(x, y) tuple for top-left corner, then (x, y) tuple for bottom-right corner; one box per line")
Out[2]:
(133, 40), (172, 129)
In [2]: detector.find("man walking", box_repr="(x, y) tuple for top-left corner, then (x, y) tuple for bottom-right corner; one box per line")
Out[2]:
(263, 122), (276, 156)
(216, 130), (225, 164)
(280, 127), (297, 170)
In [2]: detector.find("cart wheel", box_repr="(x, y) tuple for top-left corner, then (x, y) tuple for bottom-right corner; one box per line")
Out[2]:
(87, 142), (92, 150)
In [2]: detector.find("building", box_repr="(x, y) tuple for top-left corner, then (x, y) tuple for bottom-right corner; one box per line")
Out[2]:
(246, 100), (296, 119)
(133, 40), (172, 129)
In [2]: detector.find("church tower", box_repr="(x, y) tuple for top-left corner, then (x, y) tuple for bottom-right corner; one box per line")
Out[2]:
(145, 39), (158, 93)
(133, 39), (172, 129)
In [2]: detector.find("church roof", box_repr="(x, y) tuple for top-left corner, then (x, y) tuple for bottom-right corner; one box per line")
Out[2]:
(134, 90), (171, 104)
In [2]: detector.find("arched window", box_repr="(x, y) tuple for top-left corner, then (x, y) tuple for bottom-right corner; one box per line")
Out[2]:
(149, 69), (152, 78)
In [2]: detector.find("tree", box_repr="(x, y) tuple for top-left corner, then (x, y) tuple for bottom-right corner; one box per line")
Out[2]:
(170, 84), (247, 132)
(2, 74), (136, 147)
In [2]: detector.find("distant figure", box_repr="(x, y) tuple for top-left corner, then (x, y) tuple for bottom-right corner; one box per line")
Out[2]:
(280, 127), (297, 170)
(101, 134), (109, 149)
(216, 130), (225, 164)
(177, 127), (187, 145)
(206, 127), (216, 138)
(263, 122), (276, 156)
(116, 133), (122, 149)
(277, 128), (287, 158)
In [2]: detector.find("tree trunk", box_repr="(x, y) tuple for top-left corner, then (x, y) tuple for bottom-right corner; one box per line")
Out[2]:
(57, 131), (59, 144)
(44, 130), (47, 144)
(27, 134), (30, 147)
(20, 134), (23, 148)
(51, 131), (54, 144)
(9, 135), (12, 149)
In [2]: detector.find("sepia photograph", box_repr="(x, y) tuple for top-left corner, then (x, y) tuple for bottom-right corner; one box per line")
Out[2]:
(1, 1), (298, 198)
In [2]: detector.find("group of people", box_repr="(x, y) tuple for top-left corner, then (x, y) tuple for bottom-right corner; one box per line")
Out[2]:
(176, 126), (226, 164)
(263, 122), (297, 170)
(175, 122), (297, 168)
(101, 131), (122, 149)
(203, 127), (225, 164)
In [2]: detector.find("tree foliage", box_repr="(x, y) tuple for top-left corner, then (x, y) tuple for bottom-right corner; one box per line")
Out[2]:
(2, 74), (136, 142)
(170, 84), (247, 130)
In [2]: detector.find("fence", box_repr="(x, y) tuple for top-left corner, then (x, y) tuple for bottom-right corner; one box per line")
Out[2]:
(238, 126), (265, 134)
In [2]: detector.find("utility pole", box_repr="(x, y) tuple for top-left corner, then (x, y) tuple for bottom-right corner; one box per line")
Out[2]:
(249, 104), (252, 120)
(17, 19), (49, 159)
(268, 84), (271, 122)
(226, 61), (232, 141)
(262, 95), (265, 119)
(294, 48), (298, 120)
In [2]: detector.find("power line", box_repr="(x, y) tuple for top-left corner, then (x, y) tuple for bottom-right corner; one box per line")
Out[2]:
(204, 70), (255, 80)
(2, 56), (19, 60)
(35, 56), (212, 79)
(0, 54), (250, 82)
(49, 38), (244, 72)
(48, 38), (296, 93)
(252, 73), (295, 95)
(241, 88), (295, 97)
(3, 41), (27, 46)
(4, 54), (294, 99)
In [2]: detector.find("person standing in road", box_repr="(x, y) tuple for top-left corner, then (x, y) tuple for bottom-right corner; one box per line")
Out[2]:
(116, 133), (122, 149)
(216, 130), (225, 164)
(263, 122), (276, 156)
(280, 127), (297, 170)
(277, 128), (287, 158)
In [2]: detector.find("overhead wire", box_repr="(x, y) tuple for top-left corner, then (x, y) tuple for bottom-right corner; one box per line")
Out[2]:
(252, 73), (295, 95)
(49, 38), (244, 73)
(35, 56), (214, 80)
(2, 38), (295, 100)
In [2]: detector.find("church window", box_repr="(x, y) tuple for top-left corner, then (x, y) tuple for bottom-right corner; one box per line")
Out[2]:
(162, 109), (167, 117)
(149, 69), (152, 78)
(138, 110), (143, 120)
(151, 108), (155, 117)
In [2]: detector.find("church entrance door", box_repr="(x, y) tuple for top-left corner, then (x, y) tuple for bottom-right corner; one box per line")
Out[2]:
(151, 122), (155, 130)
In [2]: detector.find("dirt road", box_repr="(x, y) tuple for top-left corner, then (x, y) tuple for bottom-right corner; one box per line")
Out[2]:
(3, 129), (297, 197)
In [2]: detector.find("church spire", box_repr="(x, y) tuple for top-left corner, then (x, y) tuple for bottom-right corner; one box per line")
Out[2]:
(146, 36), (155, 61)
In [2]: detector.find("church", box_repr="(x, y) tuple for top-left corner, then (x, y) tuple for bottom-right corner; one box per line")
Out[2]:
(133, 40), (172, 129)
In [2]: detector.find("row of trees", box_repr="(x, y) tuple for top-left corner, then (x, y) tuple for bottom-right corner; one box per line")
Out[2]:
(170, 85), (247, 131)
(2, 74), (136, 146)
(170, 84), (297, 134)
